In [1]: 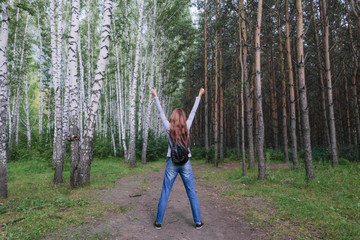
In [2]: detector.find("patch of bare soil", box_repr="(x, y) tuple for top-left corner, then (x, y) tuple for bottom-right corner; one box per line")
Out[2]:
(46, 163), (271, 240)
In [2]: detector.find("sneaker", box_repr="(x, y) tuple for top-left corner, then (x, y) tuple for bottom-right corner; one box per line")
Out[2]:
(195, 222), (204, 229)
(154, 221), (161, 230)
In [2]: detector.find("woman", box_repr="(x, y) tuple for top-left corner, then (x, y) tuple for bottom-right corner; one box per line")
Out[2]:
(151, 87), (205, 230)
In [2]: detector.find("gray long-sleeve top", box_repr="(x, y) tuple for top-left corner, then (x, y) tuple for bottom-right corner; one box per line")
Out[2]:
(154, 96), (201, 157)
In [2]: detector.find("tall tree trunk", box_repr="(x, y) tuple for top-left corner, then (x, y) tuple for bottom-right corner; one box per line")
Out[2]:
(37, 7), (45, 138)
(320, 0), (339, 165)
(24, 76), (31, 150)
(141, 0), (157, 164)
(219, 0), (224, 162)
(129, 0), (145, 167)
(277, 0), (289, 163)
(255, 0), (265, 180)
(267, 30), (278, 149)
(310, 0), (330, 147)
(0, 2), (9, 198)
(343, 61), (352, 145)
(204, 0), (209, 163)
(214, 0), (220, 167)
(138, 46), (148, 135)
(240, 0), (255, 168)
(285, 0), (299, 168)
(78, 31), (85, 138)
(115, 42), (128, 160)
(68, 0), (81, 188)
(75, 0), (113, 187)
(50, 0), (64, 184)
(238, 5), (246, 176)
(346, 0), (360, 161)
(296, 0), (315, 179)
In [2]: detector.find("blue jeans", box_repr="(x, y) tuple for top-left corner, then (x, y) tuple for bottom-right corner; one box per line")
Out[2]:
(156, 158), (201, 224)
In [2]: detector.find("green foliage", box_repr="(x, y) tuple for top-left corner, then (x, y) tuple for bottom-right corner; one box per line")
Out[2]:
(312, 146), (330, 162)
(339, 145), (359, 161)
(136, 130), (168, 162)
(93, 136), (115, 158)
(198, 162), (360, 239)
(264, 148), (285, 163)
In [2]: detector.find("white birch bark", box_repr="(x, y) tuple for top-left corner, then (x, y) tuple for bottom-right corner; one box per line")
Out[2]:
(37, 7), (45, 137)
(75, 0), (113, 186)
(141, 0), (157, 164)
(86, 0), (91, 117)
(50, 0), (64, 184)
(138, 45), (148, 134)
(78, 32), (85, 138)
(67, 0), (81, 188)
(115, 43), (128, 160)
(24, 76), (31, 150)
(0, 2), (9, 198)
(129, 0), (145, 167)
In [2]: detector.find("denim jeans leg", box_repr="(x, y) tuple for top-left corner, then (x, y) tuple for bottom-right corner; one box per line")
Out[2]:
(180, 160), (201, 224)
(156, 159), (178, 224)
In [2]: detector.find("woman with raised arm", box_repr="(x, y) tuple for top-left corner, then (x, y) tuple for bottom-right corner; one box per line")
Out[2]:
(151, 87), (205, 230)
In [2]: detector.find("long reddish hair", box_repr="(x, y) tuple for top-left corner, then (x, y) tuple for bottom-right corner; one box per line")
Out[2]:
(169, 108), (189, 148)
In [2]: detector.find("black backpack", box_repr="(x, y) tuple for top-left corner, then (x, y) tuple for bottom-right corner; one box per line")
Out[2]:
(169, 139), (189, 165)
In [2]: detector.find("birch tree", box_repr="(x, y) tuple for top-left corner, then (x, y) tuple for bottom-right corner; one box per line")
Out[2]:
(0, 1), (9, 198)
(73, 0), (113, 187)
(67, 0), (81, 187)
(141, 0), (158, 164)
(128, 0), (145, 167)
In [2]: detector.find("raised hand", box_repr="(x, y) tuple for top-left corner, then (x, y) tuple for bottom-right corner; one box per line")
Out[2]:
(198, 88), (205, 97)
(151, 87), (157, 97)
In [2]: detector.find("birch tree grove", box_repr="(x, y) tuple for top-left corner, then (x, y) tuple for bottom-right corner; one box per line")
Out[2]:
(0, 2), (9, 198)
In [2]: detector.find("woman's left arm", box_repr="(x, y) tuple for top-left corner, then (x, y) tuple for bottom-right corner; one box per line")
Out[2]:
(187, 88), (205, 129)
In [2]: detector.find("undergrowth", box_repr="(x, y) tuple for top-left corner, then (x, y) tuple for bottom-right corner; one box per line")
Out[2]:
(198, 159), (360, 240)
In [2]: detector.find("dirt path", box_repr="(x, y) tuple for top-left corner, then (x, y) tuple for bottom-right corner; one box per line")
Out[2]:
(48, 163), (270, 240)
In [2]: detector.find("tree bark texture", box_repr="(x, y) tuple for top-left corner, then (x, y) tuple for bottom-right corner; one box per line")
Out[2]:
(141, 0), (157, 165)
(285, 0), (299, 168)
(320, 0), (339, 165)
(50, 0), (64, 184)
(240, 0), (255, 169)
(0, 2), (9, 198)
(128, 0), (145, 167)
(277, 0), (289, 163)
(75, 0), (113, 187)
(255, 0), (265, 180)
(67, 0), (81, 188)
(204, 0), (209, 163)
(296, 0), (315, 179)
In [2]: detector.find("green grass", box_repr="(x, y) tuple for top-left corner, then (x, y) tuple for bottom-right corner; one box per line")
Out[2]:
(0, 157), (164, 240)
(198, 160), (360, 240)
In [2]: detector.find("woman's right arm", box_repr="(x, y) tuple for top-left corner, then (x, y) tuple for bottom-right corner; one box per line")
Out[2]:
(151, 88), (170, 130)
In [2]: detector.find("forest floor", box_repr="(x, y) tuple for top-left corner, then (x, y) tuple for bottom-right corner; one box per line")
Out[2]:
(46, 162), (275, 240)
